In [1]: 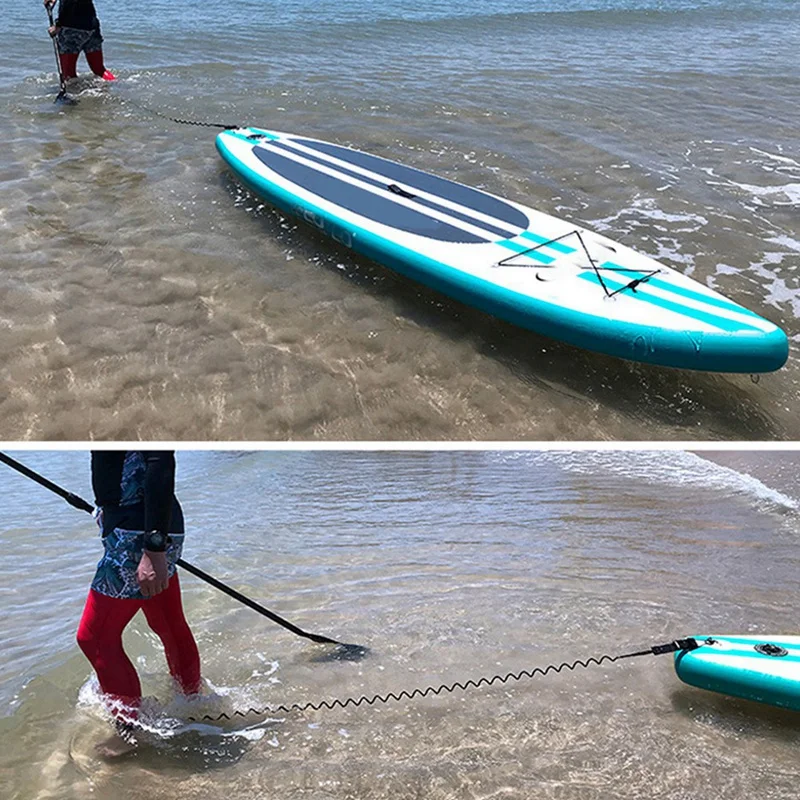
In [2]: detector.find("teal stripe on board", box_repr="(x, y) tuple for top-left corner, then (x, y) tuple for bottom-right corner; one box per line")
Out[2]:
(598, 261), (761, 319)
(695, 635), (800, 654)
(218, 129), (789, 372)
(497, 239), (555, 264)
(577, 271), (763, 333)
(518, 230), (576, 254)
(698, 635), (800, 647)
(696, 650), (800, 665)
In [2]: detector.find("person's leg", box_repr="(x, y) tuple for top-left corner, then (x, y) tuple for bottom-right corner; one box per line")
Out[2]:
(58, 52), (79, 80)
(76, 589), (143, 716)
(83, 26), (115, 80)
(76, 589), (144, 758)
(55, 27), (85, 79)
(85, 49), (115, 80)
(141, 574), (202, 695)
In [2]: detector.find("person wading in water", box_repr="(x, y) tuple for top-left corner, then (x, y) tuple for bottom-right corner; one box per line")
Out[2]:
(77, 451), (201, 758)
(44, 0), (116, 82)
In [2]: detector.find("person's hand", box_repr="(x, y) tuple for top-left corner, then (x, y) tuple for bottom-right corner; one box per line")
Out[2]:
(48, 25), (59, 37)
(43, 0), (57, 9)
(137, 550), (169, 598)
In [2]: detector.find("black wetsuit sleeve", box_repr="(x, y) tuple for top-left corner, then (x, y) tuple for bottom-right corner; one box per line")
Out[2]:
(90, 450), (183, 535)
(56, 0), (99, 30)
(142, 452), (175, 534)
(91, 451), (126, 507)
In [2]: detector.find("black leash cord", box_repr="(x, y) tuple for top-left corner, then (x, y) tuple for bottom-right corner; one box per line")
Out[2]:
(121, 96), (238, 130)
(189, 638), (701, 722)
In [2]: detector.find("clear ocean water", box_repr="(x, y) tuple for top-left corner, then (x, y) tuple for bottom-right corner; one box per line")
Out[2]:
(1, 0), (799, 440)
(1, 448), (800, 798)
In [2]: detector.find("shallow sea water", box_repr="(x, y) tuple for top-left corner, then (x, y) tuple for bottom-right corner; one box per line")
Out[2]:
(2, 449), (800, 798)
(0, 0), (798, 439)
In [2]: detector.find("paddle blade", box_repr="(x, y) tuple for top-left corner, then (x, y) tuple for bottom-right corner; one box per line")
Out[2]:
(307, 643), (371, 663)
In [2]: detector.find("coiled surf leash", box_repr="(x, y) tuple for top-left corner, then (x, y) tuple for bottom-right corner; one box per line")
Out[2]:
(118, 95), (238, 130)
(188, 637), (701, 722)
(0, 452), (366, 658)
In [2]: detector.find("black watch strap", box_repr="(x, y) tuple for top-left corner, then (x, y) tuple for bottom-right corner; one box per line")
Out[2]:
(143, 530), (168, 552)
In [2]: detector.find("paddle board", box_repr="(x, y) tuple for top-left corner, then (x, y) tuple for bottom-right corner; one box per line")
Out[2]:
(674, 635), (800, 710)
(216, 128), (788, 373)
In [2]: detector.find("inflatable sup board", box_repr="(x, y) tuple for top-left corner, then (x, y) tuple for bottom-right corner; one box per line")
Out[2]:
(674, 635), (800, 710)
(216, 127), (788, 373)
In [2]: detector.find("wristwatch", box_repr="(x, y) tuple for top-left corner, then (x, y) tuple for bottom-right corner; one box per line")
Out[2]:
(143, 530), (168, 552)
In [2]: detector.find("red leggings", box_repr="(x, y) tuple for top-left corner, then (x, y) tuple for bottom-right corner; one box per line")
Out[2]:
(59, 49), (107, 80)
(76, 575), (201, 718)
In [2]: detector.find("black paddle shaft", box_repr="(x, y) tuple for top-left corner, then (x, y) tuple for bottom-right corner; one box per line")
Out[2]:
(44, 5), (68, 100)
(175, 559), (339, 644)
(0, 452), (92, 512)
(0, 452), (350, 647)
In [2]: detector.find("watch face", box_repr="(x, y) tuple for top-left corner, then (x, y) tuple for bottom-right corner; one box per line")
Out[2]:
(146, 532), (166, 548)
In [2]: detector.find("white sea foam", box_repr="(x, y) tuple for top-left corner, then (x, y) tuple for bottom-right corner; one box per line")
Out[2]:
(727, 181), (800, 207)
(646, 236), (695, 268)
(765, 234), (800, 254)
(493, 451), (799, 513)
(75, 672), (279, 742)
(744, 256), (800, 316)
(748, 147), (800, 170)
(591, 195), (708, 235)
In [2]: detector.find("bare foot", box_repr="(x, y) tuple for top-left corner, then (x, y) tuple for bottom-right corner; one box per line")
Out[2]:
(94, 729), (138, 760)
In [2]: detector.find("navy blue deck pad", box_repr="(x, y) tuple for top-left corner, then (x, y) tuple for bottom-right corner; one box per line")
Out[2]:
(252, 145), (489, 243)
(267, 140), (521, 240)
(292, 138), (530, 231)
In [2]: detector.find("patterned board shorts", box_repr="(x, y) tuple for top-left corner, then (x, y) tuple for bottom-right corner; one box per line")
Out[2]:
(56, 25), (104, 55)
(91, 529), (185, 600)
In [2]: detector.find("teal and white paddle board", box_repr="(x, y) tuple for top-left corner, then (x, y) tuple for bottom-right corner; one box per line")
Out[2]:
(216, 127), (788, 373)
(674, 635), (800, 710)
